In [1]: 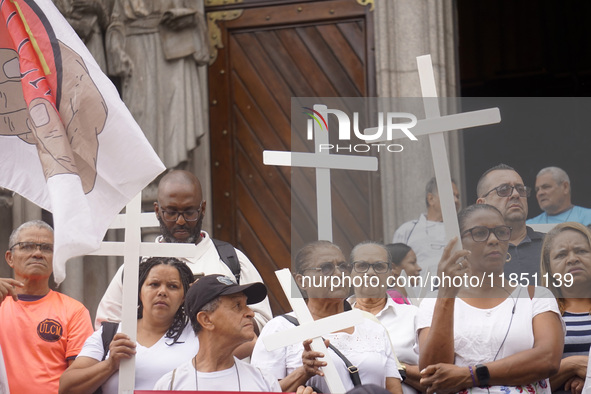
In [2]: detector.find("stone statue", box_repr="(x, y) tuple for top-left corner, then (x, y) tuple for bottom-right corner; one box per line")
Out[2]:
(106, 0), (209, 168)
(53, 0), (112, 72)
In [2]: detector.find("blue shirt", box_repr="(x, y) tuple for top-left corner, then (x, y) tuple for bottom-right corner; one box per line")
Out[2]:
(527, 205), (591, 226)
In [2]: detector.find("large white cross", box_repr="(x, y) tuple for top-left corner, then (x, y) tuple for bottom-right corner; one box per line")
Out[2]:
(368, 55), (502, 250)
(263, 112), (378, 241)
(87, 193), (199, 394)
(262, 269), (365, 393)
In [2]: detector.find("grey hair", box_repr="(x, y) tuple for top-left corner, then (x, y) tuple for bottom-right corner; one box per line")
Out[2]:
(350, 241), (389, 263)
(537, 167), (570, 192)
(8, 220), (53, 249)
(190, 296), (221, 335)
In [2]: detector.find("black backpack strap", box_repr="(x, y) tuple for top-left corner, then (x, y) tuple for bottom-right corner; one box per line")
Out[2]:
(100, 322), (119, 361)
(212, 239), (241, 284)
(280, 314), (362, 387)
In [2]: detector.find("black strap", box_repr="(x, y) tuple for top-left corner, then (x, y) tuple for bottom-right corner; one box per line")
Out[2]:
(280, 315), (362, 387)
(212, 239), (241, 284)
(92, 322), (119, 394)
(100, 322), (119, 361)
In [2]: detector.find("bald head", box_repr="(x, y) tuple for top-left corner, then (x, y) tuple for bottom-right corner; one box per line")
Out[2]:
(158, 170), (203, 202)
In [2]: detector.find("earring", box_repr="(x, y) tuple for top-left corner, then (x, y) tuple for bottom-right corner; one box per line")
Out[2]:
(506, 252), (512, 263)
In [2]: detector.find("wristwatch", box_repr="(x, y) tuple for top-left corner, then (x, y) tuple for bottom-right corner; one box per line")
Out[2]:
(475, 364), (490, 387)
(398, 363), (407, 382)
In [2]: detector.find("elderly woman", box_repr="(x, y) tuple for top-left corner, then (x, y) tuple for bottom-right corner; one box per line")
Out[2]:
(251, 240), (403, 394)
(59, 257), (198, 393)
(418, 204), (564, 394)
(348, 241), (422, 394)
(540, 222), (591, 394)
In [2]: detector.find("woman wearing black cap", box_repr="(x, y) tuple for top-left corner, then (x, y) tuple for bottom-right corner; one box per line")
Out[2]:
(59, 257), (198, 393)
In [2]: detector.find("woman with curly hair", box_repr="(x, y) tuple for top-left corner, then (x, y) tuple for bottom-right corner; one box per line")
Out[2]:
(60, 257), (198, 393)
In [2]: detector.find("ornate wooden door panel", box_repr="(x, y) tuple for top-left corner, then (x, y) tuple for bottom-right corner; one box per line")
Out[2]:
(208, 0), (378, 314)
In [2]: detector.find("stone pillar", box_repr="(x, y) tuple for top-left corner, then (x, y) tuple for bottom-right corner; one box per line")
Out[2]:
(374, 0), (463, 241)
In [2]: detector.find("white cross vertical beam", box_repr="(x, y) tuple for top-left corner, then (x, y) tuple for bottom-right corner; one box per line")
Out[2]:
(262, 269), (365, 393)
(417, 55), (462, 248)
(315, 122), (333, 241)
(118, 194), (140, 394)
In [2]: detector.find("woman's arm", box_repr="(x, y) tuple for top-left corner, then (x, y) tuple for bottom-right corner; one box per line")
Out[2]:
(478, 310), (563, 386)
(549, 355), (588, 391)
(279, 339), (328, 392)
(385, 376), (403, 394)
(401, 363), (424, 392)
(59, 333), (136, 394)
(418, 238), (470, 369)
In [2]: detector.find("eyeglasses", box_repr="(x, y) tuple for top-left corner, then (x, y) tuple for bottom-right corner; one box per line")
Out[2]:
(351, 261), (391, 274)
(461, 226), (512, 242)
(482, 184), (531, 198)
(158, 201), (203, 222)
(10, 242), (53, 253)
(301, 262), (351, 276)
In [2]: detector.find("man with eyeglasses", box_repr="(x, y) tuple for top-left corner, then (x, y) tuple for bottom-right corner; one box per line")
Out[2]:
(0, 220), (93, 393)
(476, 163), (544, 277)
(95, 170), (272, 357)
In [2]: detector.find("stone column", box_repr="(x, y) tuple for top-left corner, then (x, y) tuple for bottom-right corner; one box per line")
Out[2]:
(374, 0), (463, 241)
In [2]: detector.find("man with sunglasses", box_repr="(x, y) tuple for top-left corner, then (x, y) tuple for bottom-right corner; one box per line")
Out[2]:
(95, 170), (272, 357)
(476, 163), (544, 277)
(0, 220), (93, 393)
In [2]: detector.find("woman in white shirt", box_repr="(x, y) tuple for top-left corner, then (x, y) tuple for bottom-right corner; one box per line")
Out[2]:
(251, 240), (402, 394)
(418, 204), (564, 394)
(59, 257), (199, 394)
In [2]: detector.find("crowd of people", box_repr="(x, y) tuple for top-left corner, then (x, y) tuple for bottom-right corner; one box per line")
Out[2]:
(1, 165), (590, 394)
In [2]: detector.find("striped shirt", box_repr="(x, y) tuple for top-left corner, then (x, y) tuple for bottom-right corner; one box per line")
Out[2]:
(562, 311), (591, 358)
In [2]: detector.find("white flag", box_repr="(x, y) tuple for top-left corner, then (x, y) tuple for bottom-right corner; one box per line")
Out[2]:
(0, 0), (165, 284)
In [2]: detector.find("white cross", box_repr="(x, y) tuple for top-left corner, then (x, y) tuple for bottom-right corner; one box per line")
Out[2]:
(262, 269), (365, 393)
(87, 193), (198, 394)
(367, 55), (502, 249)
(263, 108), (378, 241)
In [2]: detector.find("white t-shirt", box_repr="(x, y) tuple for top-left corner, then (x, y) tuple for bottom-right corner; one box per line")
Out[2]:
(392, 214), (446, 280)
(349, 297), (419, 394)
(94, 231), (272, 329)
(251, 313), (400, 393)
(417, 286), (564, 393)
(153, 357), (281, 391)
(78, 323), (199, 394)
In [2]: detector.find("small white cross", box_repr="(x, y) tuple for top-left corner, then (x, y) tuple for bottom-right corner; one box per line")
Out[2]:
(262, 269), (365, 393)
(88, 193), (198, 394)
(263, 109), (378, 242)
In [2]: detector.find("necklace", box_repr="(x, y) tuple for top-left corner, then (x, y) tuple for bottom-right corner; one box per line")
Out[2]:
(546, 206), (574, 223)
(193, 356), (241, 391)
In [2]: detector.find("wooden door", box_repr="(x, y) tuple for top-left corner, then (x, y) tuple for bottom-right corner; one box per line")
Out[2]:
(207, 0), (378, 315)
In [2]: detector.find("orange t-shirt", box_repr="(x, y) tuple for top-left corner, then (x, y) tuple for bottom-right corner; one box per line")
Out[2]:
(0, 290), (93, 393)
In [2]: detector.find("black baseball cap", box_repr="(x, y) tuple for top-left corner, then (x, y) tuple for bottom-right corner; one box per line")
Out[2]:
(185, 274), (267, 319)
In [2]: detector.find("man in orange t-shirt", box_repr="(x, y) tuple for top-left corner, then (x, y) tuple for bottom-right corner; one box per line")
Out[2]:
(0, 220), (93, 393)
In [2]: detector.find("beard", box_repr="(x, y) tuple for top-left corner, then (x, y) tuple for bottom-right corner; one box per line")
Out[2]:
(158, 214), (203, 244)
